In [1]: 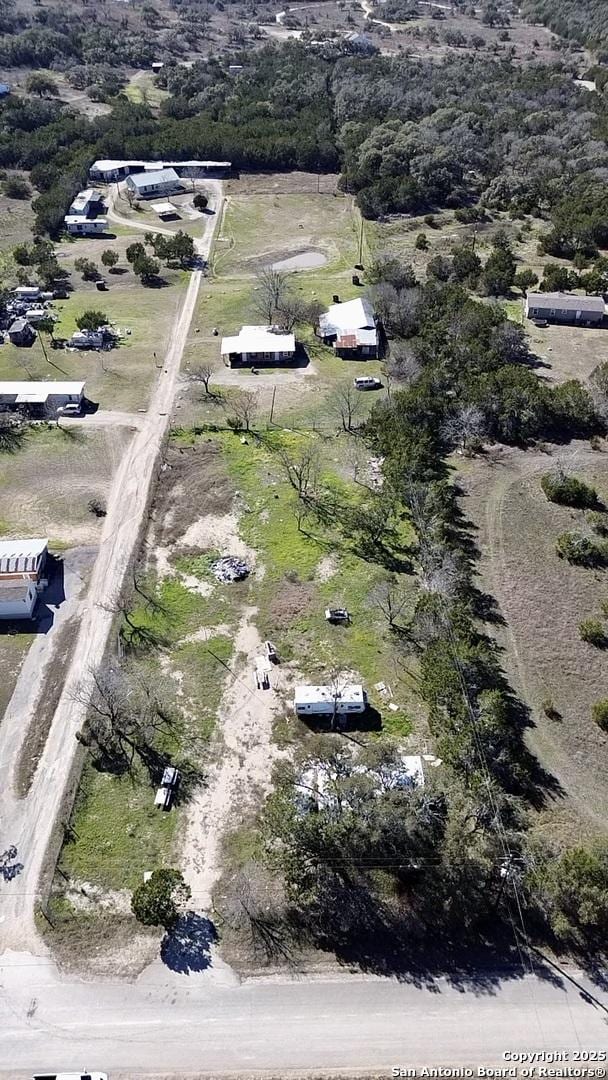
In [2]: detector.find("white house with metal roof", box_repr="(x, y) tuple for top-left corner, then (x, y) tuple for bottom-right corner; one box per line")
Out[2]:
(65, 216), (108, 235)
(126, 167), (182, 199)
(221, 326), (296, 367)
(89, 158), (232, 182)
(0, 537), (48, 619)
(0, 381), (85, 416)
(318, 297), (378, 358)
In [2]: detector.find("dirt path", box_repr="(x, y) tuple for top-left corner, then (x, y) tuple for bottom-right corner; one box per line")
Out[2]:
(464, 442), (608, 831)
(107, 180), (222, 240)
(181, 607), (287, 910)
(0, 189), (223, 952)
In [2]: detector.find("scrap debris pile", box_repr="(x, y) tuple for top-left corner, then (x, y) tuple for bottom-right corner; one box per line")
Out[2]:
(211, 556), (250, 582)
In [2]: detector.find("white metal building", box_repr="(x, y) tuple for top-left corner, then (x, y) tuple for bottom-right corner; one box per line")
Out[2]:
(221, 325), (296, 366)
(293, 683), (367, 717)
(126, 168), (182, 199)
(64, 216), (108, 235)
(68, 188), (102, 216)
(0, 381), (85, 416)
(0, 537), (48, 620)
(318, 297), (378, 358)
(89, 158), (231, 182)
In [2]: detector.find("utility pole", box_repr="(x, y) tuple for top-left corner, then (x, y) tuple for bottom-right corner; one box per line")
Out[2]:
(269, 385), (277, 426)
(356, 216), (364, 270)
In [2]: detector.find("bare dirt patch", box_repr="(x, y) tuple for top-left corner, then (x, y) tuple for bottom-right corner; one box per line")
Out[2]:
(153, 440), (236, 546)
(458, 442), (608, 841)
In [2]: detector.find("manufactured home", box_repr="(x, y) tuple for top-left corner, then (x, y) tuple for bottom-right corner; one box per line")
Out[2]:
(0, 537), (47, 620)
(0, 381), (85, 417)
(525, 292), (605, 326)
(318, 297), (378, 358)
(293, 683), (367, 718)
(221, 325), (296, 367)
(64, 215), (108, 236)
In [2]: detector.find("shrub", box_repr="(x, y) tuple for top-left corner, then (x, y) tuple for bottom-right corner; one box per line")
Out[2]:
(555, 531), (603, 566)
(541, 697), (561, 721)
(4, 176), (31, 200)
(592, 699), (608, 732)
(415, 232), (429, 250)
(579, 618), (606, 647)
(541, 471), (599, 509)
(586, 510), (608, 536)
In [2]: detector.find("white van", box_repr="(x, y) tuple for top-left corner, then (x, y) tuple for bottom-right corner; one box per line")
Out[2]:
(353, 376), (382, 391)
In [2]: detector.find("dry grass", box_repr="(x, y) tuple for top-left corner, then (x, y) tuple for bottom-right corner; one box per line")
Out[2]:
(13, 612), (81, 796)
(0, 426), (130, 545)
(457, 441), (608, 844)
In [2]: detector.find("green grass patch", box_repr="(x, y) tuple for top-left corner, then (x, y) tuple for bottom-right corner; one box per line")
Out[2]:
(60, 761), (178, 891)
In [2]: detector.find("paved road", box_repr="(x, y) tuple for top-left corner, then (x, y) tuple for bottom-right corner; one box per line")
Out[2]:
(0, 188), (223, 952)
(1, 951), (607, 1077)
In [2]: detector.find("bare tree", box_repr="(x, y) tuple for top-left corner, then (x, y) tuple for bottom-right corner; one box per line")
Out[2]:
(72, 662), (176, 775)
(276, 442), (320, 500)
(189, 361), (216, 397)
(253, 268), (290, 325)
(386, 341), (422, 385)
(371, 579), (410, 632)
(226, 389), (259, 432)
(217, 862), (293, 962)
(333, 383), (364, 434)
(441, 404), (486, 453)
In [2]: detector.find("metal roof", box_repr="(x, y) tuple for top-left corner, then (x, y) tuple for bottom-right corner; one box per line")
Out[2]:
(0, 538), (47, 576)
(127, 168), (180, 189)
(151, 202), (176, 214)
(294, 684), (365, 705)
(527, 292), (605, 313)
(319, 297), (377, 337)
(221, 325), (295, 354)
(90, 158), (231, 173)
(0, 381), (85, 396)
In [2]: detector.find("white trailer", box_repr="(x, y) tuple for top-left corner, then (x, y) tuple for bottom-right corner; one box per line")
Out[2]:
(293, 683), (366, 717)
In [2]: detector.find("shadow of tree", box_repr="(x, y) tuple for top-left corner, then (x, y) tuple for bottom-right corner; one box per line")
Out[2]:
(160, 913), (218, 973)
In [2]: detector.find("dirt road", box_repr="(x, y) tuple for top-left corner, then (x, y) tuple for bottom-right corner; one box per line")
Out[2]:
(0, 189), (223, 952)
(107, 180), (222, 238)
(1, 948), (607, 1078)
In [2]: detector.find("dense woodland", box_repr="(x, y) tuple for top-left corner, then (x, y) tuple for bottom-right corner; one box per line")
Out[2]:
(522, 0), (608, 55)
(3, 42), (608, 239)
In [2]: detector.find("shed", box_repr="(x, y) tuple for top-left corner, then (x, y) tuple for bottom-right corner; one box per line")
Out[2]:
(151, 202), (178, 218)
(221, 325), (296, 367)
(7, 318), (35, 347)
(525, 292), (605, 326)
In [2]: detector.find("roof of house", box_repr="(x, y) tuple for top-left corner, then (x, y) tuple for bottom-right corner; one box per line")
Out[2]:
(527, 292), (605, 313)
(294, 683), (365, 706)
(0, 581), (34, 603)
(221, 326), (296, 354)
(90, 158), (231, 173)
(8, 318), (32, 334)
(127, 167), (181, 189)
(0, 381), (85, 396)
(296, 752), (424, 813)
(319, 297), (377, 337)
(0, 538), (47, 575)
(64, 215), (107, 226)
(69, 188), (101, 212)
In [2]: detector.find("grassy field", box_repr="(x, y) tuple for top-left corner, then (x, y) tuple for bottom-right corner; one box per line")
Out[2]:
(457, 443), (608, 845)
(0, 425), (130, 545)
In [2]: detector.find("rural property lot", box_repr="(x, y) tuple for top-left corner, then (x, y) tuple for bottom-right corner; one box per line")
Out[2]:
(458, 442), (608, 843)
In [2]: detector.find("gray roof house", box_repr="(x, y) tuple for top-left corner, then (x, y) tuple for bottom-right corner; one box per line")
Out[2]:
(125, 167), (182, 198)
(525, 292), (605, 326)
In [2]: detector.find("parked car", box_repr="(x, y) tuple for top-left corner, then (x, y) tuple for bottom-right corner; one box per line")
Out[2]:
(58, 403), (82, 417)
(353, 376), (382, 391)
(325, 607), (350, 623)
